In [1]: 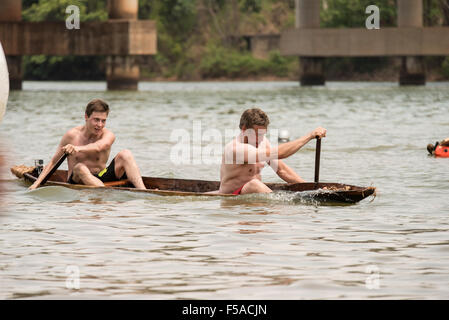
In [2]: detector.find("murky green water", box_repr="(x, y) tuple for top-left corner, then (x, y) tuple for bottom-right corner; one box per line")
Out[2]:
(0, 81), (448, 299)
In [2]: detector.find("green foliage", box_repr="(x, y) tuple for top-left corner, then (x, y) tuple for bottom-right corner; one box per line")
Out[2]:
(22, 0), (107, 22)
(19, 0), (449, 81)
(424, 0), (442, 26)
(23, 0), (39, 9)
(137, 0), (199, 79)
(240, 0), (262, 13)
(199, 45), (294, 78)
(24, 55), (105, 80)
(266, 51), (291, 77)
(442, 57), (449, 78)
(22, 0), (107, 80)
(319, 0), (397, 76)
(154, 0), (197, 40)
(199, 45), (254, 78)
(138, 0), (154, 20)
(321, 0), (396, 28)
(324, 57), (391, 79)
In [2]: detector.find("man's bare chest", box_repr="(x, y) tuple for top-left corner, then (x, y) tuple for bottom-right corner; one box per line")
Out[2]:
(70, 135), (95, 146)
(243, 162), (265, 175)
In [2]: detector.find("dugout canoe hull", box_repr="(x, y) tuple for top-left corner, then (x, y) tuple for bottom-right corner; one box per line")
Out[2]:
(15, 168), (376, 203)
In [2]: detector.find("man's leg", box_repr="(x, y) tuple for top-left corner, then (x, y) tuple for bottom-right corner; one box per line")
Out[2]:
(114, 149), (146, 189)
(72, 163), (104, 187)
(240, 178), (272, 195)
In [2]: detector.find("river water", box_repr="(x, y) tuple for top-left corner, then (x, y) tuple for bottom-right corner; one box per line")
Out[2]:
(0, 81), (448, 299)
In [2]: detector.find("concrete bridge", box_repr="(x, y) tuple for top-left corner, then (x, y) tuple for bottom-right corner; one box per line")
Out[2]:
(281, 0), (449, 85)
(0, 0), (157, 90)
(1, 0), (448, 88)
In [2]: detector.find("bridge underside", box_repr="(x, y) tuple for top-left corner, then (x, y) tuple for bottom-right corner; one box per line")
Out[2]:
(281, 0), (449, 86)
(280, 27), (449, 86)
(0, 0), (156, 91)
(281, 27), (449, 57)
(0, 21), (156, 56)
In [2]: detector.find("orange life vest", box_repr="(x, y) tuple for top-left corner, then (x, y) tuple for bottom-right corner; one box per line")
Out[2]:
(435, 145), (449, 158)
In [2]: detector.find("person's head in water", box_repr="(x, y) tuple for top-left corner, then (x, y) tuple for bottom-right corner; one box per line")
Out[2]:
(239, 108), (270, 147)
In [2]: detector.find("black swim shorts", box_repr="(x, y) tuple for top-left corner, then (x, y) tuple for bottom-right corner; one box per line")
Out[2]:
(67, 158), (127, 184)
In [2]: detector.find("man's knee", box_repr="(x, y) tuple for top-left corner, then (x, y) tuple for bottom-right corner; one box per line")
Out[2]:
(243, 179), (271, 193)
(72, 163), (91, 182)
(117, 149), (134, 162)
(73, 163), (88, 175)
(246, 179), (261, 188)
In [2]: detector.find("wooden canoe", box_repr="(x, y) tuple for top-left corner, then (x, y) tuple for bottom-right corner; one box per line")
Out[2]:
(12, 166), (376, 204)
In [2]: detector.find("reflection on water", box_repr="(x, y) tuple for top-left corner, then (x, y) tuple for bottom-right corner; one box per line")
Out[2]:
(0, 81), (449, 299)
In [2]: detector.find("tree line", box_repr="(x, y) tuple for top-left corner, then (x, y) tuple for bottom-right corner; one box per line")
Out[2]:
(21, 0), (449, 81)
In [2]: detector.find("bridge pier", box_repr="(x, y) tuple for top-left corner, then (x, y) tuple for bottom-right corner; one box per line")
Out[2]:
(1, 0), (22, 90)
(398, 0), (426, 85)
(107, 0), (139, 90)
(296, 0), (325, 86)
(282, 0), (439, 86)
(106, 56), (140, 91)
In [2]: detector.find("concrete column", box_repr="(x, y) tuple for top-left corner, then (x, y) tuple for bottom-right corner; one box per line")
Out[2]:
(398, 0), (423, 27)
(398, 0), (426, 85)
(1, 0), (22, 90)
(296, 0), (325, 86)
(299, 58), (325, 86)
(106, 56), (139, 91)
(295, 0), (320, 28)
(108, 0), (138, 20)
(107, 0), (139, 90)
(0, 0), (22, 21)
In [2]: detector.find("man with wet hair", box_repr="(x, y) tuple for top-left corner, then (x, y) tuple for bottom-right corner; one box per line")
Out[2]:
(218, 108), (326, 195)
(29, 99), (146, 190)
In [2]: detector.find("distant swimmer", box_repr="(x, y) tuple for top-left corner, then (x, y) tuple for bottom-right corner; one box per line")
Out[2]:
(29, 99), (146, 190)
(427, 138), (449, 157)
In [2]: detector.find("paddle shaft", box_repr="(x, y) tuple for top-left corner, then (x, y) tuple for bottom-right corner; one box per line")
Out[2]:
(314, 137), (321, 184)
(38, 153), (68, 187)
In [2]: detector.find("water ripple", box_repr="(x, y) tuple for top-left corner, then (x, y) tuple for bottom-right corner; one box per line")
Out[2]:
(1, 81), (449, 299)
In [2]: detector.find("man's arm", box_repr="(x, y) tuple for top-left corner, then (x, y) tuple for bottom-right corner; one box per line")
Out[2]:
(232, 127), (326, 164)
(441, 138), (449, 147)
(270, 159), (305, 183)
(28, 131), (73, 190)
(63, 130), (115, 155)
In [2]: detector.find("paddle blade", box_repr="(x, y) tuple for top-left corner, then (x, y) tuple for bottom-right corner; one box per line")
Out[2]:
(38, 153), (68, 187)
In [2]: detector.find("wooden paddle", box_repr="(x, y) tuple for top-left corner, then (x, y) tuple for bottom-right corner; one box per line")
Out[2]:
(36, 153), (68, 188)
(104, 180), (129, 187)
(314, 137), (321, 186)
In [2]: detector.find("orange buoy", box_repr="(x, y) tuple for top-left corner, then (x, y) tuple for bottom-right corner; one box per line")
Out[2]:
(435, 145), (449, 158)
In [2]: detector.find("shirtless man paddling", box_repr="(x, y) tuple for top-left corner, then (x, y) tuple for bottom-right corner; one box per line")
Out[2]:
(219, 108), (326, 195)
(29, 99), (146, 190)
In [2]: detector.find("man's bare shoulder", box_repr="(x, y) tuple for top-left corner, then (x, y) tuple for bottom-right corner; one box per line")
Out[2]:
(63, 126), (83, 139)
(262, 137), (270, 146)
(224, 137), (241, 152)
(102, 128), (115, 138)
(225, 137), (237, 146)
